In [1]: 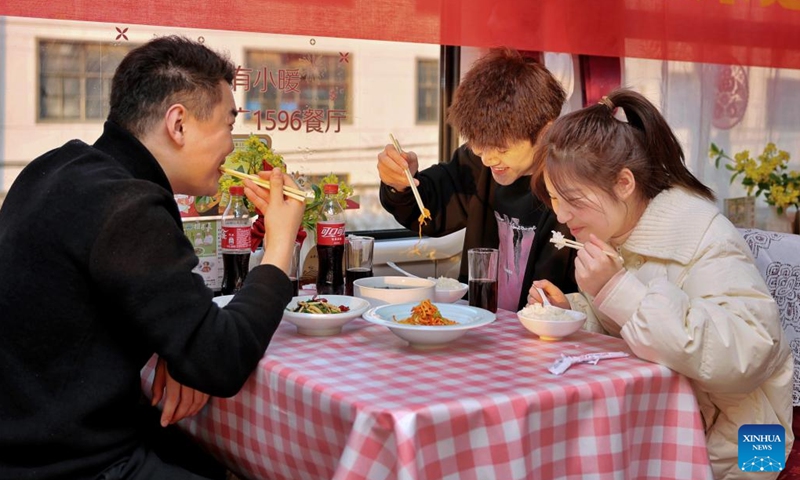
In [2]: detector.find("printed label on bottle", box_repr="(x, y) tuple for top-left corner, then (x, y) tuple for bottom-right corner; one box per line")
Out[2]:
(221, 225), (251, 252)
(316, 222), (345, 246)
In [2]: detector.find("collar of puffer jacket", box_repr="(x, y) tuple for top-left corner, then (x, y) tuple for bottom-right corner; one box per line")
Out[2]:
(621, 187), (720, 265)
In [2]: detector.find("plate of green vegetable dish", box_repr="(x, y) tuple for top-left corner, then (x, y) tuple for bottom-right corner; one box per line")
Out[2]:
(283, 295), (370, 336)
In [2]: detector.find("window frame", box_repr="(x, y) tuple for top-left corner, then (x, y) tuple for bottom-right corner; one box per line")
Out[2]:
(36, 39), (135, 123)
(360, 46), (460, 240)
(239, 49), (354, 131)
(415, 57), (439, 125)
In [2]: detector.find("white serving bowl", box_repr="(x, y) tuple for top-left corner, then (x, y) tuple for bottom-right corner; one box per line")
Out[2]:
(353, 276), (436, 308)
(363, 302), (495, 349)
(433, 282), (469, 303)
(213, 294), (368, 336)
(283, 295), (370, 336)
(516, 306), (586, 341)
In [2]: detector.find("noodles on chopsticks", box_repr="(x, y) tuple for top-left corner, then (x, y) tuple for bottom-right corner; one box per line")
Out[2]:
(417, 207), (431, 239)
(393, 299), (457, 326)
(390, 134), (431, 245)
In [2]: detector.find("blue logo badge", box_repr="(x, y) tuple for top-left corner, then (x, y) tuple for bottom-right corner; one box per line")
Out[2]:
(738, 424), (786, 472)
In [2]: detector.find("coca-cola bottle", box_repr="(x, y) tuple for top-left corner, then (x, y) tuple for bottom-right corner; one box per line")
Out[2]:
(316, 184), (345, 295)
(221, 185), (251, 295)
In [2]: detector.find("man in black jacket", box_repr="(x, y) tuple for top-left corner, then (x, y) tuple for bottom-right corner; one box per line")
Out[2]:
(378, 48), (576, 312)
(0, 36), (304, 479)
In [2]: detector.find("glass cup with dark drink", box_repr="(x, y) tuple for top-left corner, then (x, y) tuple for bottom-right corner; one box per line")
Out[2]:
(288, 241), (302, 297)
(468, 247), (498, 313)
(345, 235), (374, 296)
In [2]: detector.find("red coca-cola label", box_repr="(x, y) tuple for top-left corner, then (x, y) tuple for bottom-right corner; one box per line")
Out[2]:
(316, 222), (345, 246)
(221, 225), (251, 252)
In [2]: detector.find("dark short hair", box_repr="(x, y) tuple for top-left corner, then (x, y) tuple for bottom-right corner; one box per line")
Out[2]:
(108, 35), (235, 137)
(446, 48), (566, 150)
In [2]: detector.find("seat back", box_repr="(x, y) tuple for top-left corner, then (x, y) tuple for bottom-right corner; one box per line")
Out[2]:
(740, 228), (800, 405)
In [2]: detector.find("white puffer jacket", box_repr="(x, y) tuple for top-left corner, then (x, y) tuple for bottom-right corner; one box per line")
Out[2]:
(567, 188), (794, 480)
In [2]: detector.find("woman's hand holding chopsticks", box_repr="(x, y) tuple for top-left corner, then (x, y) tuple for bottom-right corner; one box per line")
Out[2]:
(243, 169), (305, 275)
(573, 234), (624, 297)
(550, 231), (623, 261)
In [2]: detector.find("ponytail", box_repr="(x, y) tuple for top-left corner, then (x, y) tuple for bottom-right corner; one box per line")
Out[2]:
(532, 88), (714, 208)
(605, 90), (715, 201)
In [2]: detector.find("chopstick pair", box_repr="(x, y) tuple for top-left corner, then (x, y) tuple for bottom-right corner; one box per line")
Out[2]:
(389, 134), (428, 218)
(550, 233), (623, 262)
(220, 168), (314, 203)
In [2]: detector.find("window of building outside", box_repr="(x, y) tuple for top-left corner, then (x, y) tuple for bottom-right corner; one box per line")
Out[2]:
(416, 59), (438, 124)
(0, 18), (441, 234)
(38, 40), (135, 121)
(242, 50), (352, 128)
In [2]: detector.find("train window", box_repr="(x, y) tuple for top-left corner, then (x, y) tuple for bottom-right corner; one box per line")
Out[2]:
(1, 18), (441, 235)
(241, 50), (353, 128)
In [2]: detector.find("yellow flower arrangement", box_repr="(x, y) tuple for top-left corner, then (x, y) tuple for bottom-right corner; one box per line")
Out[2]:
(710, 142), (800, 215)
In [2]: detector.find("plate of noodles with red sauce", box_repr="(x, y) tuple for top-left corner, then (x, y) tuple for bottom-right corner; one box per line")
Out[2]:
(362, 299), (496, 349)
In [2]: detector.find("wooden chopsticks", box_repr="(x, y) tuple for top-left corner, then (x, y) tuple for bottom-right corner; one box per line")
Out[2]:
(549, 233), (623, 261)
(220, 168), (314, 203)
(389, 134), (428, 217)
(551, 236), (585, 250)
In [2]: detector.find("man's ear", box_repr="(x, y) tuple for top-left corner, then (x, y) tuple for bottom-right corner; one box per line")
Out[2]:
(164, 104), (187, 146)
(615, 168), (637, 201)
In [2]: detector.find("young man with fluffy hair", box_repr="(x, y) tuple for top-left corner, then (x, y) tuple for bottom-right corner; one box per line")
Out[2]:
(377, 48), (576, 311)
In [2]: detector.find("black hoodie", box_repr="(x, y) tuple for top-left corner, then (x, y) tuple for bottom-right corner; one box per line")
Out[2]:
(380, 144), (577, 311)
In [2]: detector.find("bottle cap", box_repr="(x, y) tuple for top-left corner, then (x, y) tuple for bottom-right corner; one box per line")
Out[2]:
(229, 185), (245, 196)
(323, 184), (339, 194)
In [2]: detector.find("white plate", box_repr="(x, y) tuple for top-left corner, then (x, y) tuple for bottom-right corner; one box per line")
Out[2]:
(213, 294), (369, 337)
(283, 295), (370, 336)
(362, 302), (495, 348)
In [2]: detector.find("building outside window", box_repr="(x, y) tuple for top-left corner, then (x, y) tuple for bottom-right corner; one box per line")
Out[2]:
(5, 21), (441, 232)
(241, 50), (351, 130)
(416, 58), (438, 124)
(38, 40), (134, 122)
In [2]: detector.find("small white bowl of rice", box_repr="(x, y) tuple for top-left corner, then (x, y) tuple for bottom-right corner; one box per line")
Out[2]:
(428, 276), (469, 303)
(517, 303), (586, 341)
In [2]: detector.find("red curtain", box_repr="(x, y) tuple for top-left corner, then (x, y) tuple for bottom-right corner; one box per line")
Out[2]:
(3, 0), (800, 69)
(580, 56), (622, 107)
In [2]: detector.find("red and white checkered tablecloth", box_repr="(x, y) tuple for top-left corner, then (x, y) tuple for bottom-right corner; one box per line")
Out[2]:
(142, 309), (713, 480)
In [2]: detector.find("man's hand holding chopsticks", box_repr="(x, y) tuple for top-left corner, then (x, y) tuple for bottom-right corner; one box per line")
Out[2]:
(377, 144), (420, 192)
(243, 169), (304, 275)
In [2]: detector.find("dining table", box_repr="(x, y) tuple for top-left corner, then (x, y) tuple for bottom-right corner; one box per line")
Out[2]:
(141, 305), (714, 480)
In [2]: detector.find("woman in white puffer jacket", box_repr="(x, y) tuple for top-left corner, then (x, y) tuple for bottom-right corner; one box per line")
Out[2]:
(528, 88), (793, 479)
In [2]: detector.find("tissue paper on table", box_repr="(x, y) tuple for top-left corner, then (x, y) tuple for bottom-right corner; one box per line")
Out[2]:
(548, 352), (630, 375)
